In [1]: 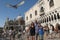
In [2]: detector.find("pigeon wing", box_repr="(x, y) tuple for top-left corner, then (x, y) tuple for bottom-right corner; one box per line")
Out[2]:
(16, 0), (25, 7)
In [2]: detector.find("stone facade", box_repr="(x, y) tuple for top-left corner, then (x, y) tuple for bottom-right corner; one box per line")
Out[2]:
(0, 27), (3, 37)
(3, 16), (25, 40)
(4, 16), (25, 31)
(25, 0), (60, 27)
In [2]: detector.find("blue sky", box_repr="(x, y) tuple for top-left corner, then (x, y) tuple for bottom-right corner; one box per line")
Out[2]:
(0, 0), (38, 27)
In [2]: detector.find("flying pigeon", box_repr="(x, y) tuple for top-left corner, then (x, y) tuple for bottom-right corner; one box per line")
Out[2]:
(6, 0), (25, 9)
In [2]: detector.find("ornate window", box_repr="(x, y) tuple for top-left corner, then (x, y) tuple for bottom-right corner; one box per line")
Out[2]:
(51, 15), (53, 21)
(47, 17), (48, 22)
(26, 16), (28, 20)
(49, 0), (54, 7)
(57, 13), (60, 19)
(40, 7), (44, 12)
(54, 14), (57, 20)
(35, 10), (37, 16)
(30, 14), (32, 18)
(49, 16), (51, 21)
(45, 18), (46, 22)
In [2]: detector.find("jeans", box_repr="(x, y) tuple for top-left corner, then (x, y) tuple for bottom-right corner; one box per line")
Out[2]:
(39, 35), (44, 40)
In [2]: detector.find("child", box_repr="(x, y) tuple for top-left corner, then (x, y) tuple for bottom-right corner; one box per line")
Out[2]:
(38, 23), (44, 40)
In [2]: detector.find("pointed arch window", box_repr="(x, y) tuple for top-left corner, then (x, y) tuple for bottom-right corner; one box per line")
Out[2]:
(54, 14), (57, 20)
(49, 16), (51, 21)
(40, 7), (44, 12)
(47, 17), (48, 22)
(49, 0), (54, 7)
(30, 14), (32, 18)
(57, 13), (60, 19)
(35, 10), (37, 16)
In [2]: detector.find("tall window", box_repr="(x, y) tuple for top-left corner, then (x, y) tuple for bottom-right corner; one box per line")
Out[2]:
(47, 17), (48, 22)
(30, 14), (32, 18)
(26, 16), (28, 20)
(43, 19), (44, 23)
(45, 18), (46, 22)
(54, 14), (56, 20)
(35, 10), (37, 16)
(57, 13), (60, 19)
(51, 15), (53, 21)
(49, 16), (51, 21)
(40, 7), (44, 12)
(49, 0), (54, 7)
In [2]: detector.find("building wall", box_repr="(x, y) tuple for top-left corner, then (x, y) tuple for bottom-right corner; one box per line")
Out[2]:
(25, 2), (40, 25)
(43, 0), (60, 13)
(43, 0), (60, 27)
(25, 0), (60, 27)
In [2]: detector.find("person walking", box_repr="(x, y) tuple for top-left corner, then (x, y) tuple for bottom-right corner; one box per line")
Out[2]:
(34, 20), (39, 40)
(38, 23), (44, 40)
(9, 29), (12, 40)
(25, 26), (30, 40)
(55, 23), (60, 38)
(44, 24), (49, 37)
(12, 29), (16, 40)
(30, 22), (35, 40)
(49, 24), (54, 39)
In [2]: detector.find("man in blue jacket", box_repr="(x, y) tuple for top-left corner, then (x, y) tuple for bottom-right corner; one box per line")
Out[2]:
(38, 23), (44, 40)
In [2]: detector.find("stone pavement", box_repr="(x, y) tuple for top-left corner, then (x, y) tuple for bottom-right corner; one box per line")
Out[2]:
(0, 32), (60, 40)
(22, 32), (60, 40)
(44, 33), (60, 40)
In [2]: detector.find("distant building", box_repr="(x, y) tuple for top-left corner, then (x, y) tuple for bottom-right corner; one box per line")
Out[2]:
(25, 0), (60, 27)
(0, 27), (3, 37)
(4, 15), (25, 31)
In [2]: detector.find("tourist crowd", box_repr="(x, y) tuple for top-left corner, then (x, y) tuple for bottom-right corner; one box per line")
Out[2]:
(25, 20), (60, 40)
